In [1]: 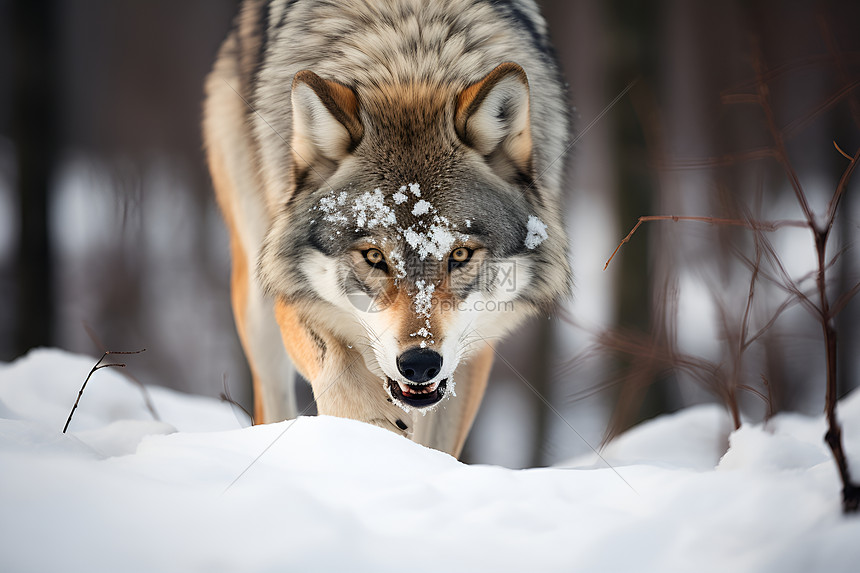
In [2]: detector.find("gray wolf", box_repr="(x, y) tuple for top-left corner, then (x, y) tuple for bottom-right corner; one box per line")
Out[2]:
(203, 0), (571, 457)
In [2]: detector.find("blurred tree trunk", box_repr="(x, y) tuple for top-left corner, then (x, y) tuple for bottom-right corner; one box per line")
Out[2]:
(829, 16), (860, 398)
(605, 0), (673, 433)
(12, 0), (58, 355)
(529, 317), (553, 467)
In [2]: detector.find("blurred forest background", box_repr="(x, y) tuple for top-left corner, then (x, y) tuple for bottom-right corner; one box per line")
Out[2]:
(1, 0), (859, 467)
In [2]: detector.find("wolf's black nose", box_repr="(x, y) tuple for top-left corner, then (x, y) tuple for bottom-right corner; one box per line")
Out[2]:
(397, 348), (443, 383)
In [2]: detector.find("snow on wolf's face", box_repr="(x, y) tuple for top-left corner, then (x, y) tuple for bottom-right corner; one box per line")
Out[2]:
(260, 79), (564, 412)
(301, 179), (540, 411)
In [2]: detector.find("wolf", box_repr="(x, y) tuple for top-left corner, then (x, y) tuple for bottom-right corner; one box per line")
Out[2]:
(203, 0), (571, 457)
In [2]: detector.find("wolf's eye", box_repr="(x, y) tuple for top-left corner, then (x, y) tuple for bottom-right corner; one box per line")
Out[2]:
(448, 247), (473, 271)
(363, 248), (389, 273)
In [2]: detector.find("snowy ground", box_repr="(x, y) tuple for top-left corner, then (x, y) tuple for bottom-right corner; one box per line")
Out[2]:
(1, 349), (859, 572)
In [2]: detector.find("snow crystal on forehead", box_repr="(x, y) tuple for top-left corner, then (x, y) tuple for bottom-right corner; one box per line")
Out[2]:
(525, 215), (548, 249)
(403, 224), (456, 261)
(317, 192), (348, 224)
(352, 188), (396, 229)
(412, 200), (431, 216)
(314, 184), (465, 261)
(400, 194), (463, 261)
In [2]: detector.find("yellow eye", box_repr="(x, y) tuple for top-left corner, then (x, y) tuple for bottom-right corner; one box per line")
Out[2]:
(451, 247), (471, 263)
(363, 248), (389, 272)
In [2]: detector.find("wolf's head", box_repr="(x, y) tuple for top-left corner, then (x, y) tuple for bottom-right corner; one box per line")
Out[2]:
(260, 63), (570, 411)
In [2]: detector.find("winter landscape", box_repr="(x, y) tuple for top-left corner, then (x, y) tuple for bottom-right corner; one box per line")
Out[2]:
(3, 2), (860, 572)
(2, 348), (859, 572)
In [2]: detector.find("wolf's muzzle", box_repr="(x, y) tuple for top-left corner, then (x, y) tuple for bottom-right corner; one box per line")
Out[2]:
(389, 348), (446, 408)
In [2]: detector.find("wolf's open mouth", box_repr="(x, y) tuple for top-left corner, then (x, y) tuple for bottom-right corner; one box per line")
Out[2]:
(387, 377), (447, 408)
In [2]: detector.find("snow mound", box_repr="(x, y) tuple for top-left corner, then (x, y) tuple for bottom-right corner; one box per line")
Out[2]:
(2, 348), (859, 572)
(563, 404), (733, 471)
(0, 348), (240, 434)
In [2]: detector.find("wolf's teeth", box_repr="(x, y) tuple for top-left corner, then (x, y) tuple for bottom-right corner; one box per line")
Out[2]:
(397, 381), (439, 395)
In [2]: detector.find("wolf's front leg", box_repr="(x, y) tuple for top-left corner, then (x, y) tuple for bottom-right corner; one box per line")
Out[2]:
(274, 299), (409, 436)
(311, 344), (412, 436)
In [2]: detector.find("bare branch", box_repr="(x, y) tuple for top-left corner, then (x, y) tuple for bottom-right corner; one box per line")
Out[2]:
(743, 294), (802, 351)
(750, 40), (816, 226)
(720, 52), (860, 97)
(604, 215), (807, 271)
(831, 280), (860, 318)
(826, 145), (860, 229)
(782, 79), (860, 140)
(819, 15), (860, 130)
(63, 349), (146, 434)
(834, 140), (854, 161)
(658, 148), (776, 170)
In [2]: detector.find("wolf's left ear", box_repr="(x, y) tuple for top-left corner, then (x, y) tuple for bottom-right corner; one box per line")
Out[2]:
(455, 62), (533, 179)
(291, 70), (363, 168)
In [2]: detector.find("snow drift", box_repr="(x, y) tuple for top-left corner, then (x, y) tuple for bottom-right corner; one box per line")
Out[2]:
(1, 348), (859, 572)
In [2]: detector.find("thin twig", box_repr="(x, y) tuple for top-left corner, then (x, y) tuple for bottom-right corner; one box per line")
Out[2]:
(751, 40), (816, 224)
(826, 145), (860, 228)
(831, 280), (860, 317)
(782, 79), (860, 140)
(720, 52), (860, 97)
(63, 349), (146, 433)
(658, 148), (776, 169)
(82, 324), (158, 421)
(734, 232), (821, 319)
(819, 15), (860, 130)
(761, 374), (776, 422)
(742, 294), (801, 351)
(834, 141), (853, 161)
(603, 215), (806, 271)
(737, 384), (770, 406)
(726, 233), (765, 428)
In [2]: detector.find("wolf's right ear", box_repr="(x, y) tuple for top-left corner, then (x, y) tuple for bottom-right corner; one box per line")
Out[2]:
(455, 62), (533, 180)
(291, 70), (363, 169)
